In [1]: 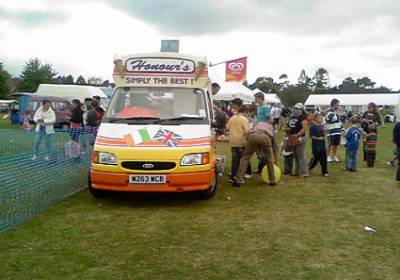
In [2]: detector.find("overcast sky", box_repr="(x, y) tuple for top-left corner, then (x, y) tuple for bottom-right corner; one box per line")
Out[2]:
(0, 0), (399, 89)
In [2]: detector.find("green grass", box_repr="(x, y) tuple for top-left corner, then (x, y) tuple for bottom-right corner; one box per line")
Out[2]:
(1, 124), (400, 279)
(0, 115), (19, 129)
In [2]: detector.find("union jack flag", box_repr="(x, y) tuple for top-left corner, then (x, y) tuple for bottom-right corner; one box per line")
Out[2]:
(153, 129), (183, 147)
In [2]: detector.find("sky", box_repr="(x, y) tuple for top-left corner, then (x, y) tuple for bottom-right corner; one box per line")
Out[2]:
(0, 0), (400, 89)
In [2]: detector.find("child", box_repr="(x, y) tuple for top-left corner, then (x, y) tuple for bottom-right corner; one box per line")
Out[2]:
(309, 114), (329, 177)
(21, 110), (32, 131)
(226, 104), (252, 182)
(364, 124), (378, 167)
(281, 133), (294, 175)
(344, 116), (362, 172)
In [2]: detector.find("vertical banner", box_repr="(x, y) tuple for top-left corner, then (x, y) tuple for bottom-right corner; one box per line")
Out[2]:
(225, 57), (247, 82)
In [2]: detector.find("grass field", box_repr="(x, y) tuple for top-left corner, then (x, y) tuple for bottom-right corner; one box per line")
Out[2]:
(0, 115), (19, 129)
(0, 123), (399, 279)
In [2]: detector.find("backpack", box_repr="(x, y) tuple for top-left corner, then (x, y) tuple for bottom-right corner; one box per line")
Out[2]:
(86, 109), (98, 127)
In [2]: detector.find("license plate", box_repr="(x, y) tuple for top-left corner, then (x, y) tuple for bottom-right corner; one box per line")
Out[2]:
(129, 175), (167, 184)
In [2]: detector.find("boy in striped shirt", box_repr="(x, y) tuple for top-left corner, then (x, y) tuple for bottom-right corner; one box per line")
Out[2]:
(364, 124), (378, 167)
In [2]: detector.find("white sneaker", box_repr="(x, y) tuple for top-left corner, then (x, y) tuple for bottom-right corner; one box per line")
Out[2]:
(327, 156), (333, 162)
(44, 155), (50, 161)
(31, 155), (37, 160)
(334, 156), (340, 162)
(244, 174), (252, 179)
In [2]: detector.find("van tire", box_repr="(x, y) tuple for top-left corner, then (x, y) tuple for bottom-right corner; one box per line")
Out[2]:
(199, 171), (218, 199)
(88, 171), (107, 198)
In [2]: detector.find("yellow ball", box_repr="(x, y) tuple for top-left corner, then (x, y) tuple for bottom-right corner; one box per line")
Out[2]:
(261, 164), (281, 183)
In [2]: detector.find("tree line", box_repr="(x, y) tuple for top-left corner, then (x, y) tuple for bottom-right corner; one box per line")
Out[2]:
(247, 68), (398, 95)
(0, 58), (112, 99)
(0, 59), (399, 100)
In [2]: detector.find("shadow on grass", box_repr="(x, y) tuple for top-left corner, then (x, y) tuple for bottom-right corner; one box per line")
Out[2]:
(85, 188), (211, 209)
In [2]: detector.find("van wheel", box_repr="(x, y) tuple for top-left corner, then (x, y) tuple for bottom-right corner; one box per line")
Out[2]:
(88, 171), (107, 198)
(199, 171), (218, 199)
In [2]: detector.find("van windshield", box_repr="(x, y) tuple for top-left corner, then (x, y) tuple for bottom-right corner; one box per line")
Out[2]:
(105, 87), (209, 124)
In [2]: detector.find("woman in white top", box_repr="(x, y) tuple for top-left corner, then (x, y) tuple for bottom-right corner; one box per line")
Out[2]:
(32, 100), (56, 160)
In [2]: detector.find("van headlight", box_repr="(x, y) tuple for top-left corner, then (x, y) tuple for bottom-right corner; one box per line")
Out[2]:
(93, 151), (118, 165)
(181, 153), (210, 166)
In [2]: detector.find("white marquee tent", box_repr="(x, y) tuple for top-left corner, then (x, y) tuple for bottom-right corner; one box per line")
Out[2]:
(213, 82), (255, 103)
(305, 93), (400, 118)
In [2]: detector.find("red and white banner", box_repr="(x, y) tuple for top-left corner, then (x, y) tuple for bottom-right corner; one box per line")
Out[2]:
(225, 57), (247, 82)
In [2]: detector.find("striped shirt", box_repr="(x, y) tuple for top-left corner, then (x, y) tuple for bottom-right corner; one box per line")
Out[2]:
(365, 132), (378, 152)
(325, 110), (342, 136)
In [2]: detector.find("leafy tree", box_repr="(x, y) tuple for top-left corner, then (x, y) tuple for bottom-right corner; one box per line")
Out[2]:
(0, 62), (11, 99)
(87, 76), (103, 86)
(101, 80), (110, 87)
(18, 58), (57, 92)
(278, 73), (289, 89)
(297, 69), (311, 88)
(312, 68), (330, 94)
(76, 75), (87, 85)
(65, 75), (74, 85)
(277, 84), (311, 107)
(356, 76), (376, 89)
(249, 76), (280, 93)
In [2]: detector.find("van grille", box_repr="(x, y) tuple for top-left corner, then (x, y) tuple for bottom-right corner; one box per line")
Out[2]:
(121, 161), (176, 171)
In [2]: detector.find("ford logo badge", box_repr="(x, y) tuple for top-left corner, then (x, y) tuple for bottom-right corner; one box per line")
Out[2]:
(142, 163), (154, 169)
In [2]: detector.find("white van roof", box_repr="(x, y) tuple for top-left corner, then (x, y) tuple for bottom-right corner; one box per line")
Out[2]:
(36, 84), (108, 102)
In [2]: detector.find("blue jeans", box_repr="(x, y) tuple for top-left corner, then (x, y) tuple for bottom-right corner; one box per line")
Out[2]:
(346, 148), (358, 170)
(33, 127), (53, 157)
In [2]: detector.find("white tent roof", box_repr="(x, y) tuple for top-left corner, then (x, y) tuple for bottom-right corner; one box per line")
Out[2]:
(36, 84), (108, 102)
(213, 82), (254, 103)
(305, 94), (400, 106)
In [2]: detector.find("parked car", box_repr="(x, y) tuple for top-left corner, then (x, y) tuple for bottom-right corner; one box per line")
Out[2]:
(11, 93), (72, 129)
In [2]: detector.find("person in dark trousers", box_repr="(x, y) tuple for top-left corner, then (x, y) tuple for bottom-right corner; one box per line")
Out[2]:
(392, 121), (400, 182)
(309, 113), (328, 177)
(364, 124), (378, 167)
(70, 99), (84, 142)
(226, 103), (252, 182)
(281, 133), (294, 175)
(325, 98), (342, 162)
(344, 116), (362, 172)
(361, 102), (381, 161)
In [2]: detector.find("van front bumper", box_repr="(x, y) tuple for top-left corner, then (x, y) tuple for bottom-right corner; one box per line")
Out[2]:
(90, 169), (215, 192)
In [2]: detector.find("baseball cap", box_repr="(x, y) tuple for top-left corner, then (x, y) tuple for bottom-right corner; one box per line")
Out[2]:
(294, 103), (304, 109)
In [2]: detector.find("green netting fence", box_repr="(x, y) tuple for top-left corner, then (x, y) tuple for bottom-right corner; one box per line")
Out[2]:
(0, 128), (94, 233)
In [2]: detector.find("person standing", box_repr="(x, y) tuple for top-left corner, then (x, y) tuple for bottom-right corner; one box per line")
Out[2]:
(344, 116), (362, 172)
(254, 92), (271, 173)
(226, 104), (252, 182)
(361, 102), (381, 161)
(271, 104), (282, 132)
(281, 133), (294, 175)
(233, 120), (277, 187)
(213, 104), (228, 137)
(364, 124), (378, 167)
(325, 98), (342, 162)
(309, 113), (329, 177)
(70, 99), (84, 142)
(287, 103), (309, 177)
(32, 100), (56, 160)
(392, 121), (400, 183)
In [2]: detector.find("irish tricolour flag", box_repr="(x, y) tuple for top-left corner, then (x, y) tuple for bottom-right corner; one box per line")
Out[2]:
(124, 129), (152, 146)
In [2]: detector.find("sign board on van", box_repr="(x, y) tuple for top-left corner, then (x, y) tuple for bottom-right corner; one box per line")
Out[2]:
(161, 40), (179, 52)
(126, 57), (195, 74)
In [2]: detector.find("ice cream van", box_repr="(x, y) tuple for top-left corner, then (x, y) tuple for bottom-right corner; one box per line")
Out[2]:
(88, 52), (217, 198)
